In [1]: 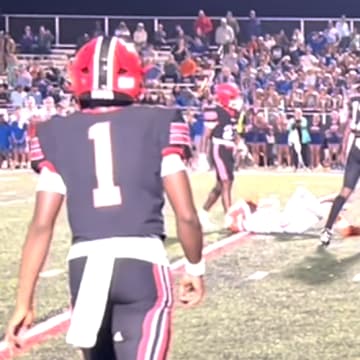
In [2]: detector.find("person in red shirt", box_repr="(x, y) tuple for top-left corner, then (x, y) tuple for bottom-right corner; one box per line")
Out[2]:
(194, 10), (213, 45)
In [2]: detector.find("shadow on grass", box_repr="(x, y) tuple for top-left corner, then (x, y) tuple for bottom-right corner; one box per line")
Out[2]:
(284, 246), (360, 285)
(269, 232), (320, 242)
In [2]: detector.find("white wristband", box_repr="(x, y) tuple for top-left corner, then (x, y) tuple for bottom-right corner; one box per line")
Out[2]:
(185, 258), (206, 277)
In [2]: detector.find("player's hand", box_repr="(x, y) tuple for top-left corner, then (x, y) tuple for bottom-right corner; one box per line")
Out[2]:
(179, 274), (205, 307)
(5, 306), (34, 351)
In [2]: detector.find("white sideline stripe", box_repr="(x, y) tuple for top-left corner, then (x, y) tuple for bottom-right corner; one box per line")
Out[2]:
(0, 178), (19, 182)
(0, 197), (33, 206)
(169, 232), (249, 270)
(247, 271), (269, 281)
(234, 170), (343, 177)
(0, 169), (31, 175)
(40, 269), (65, 278)
(0, 311), (71, 352)
(0, 192), (17, 196)
(0, 231), (249, 352)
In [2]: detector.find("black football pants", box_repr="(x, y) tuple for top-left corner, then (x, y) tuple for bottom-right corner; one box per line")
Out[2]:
(69, 258), (173, 360)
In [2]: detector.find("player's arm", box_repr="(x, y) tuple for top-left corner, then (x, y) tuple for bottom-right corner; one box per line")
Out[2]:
(6, 126), (65, 348)
(17, 190), (64, 309)
(162, 155), (205, 307)
(6, 169), (65, 348)
(160, 109), (205, 307)
(162, 158), (203, 264)
(161, 111), (203, 264)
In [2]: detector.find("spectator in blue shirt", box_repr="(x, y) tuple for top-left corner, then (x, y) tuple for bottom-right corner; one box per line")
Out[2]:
(0, 113), (12, 169)
(10, 115), (28, 169)
(189, 36), (208, 56)
(308, 31), (327, 56)
(247, 10), (262, 41)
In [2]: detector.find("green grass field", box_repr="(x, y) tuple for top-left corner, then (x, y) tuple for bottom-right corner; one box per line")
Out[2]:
(3, 169), (360, 360)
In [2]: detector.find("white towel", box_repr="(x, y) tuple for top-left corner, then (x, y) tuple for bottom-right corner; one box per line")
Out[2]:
(288, 129), (305, 166)
(66, 248), (114, 348)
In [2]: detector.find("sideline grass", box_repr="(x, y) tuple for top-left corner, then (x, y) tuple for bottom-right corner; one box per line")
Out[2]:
(0, 170), (343, 359)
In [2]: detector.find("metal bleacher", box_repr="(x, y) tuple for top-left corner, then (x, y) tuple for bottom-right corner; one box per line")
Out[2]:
(14, 47), (175, 68)
(2, 46), (214, 97)
(15, 47), (75, 69)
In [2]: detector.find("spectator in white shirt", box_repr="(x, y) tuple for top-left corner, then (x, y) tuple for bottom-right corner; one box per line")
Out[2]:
(133, 23), (148, 49)
(325, 20), (339, 45)
(215, 66), (236, 84)
(114, 22), (131, 41)
(215, 18), (234, 48)
(222, 44), (239, 74)
(292, 28), (304, 46)
(350, 28), (360, 54)
(10, 85), (26, 107)
(300, 47), (319, 72)
(22, 96), (41, 122)
(264, 34), (276, 50)
(336, 15), (351, 50)
(16, 66), (32, 89)
(41, 96), (57, 120)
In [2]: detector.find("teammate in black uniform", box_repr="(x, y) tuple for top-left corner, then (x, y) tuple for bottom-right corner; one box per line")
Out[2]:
(198, 83), (241, 229)
(6, 36), (205, 360)
(320, 87), (360, 246)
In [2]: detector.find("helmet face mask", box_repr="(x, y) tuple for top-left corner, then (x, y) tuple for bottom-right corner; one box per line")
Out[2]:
(228, 97), (243, 111)
(69, 36), (143, 108)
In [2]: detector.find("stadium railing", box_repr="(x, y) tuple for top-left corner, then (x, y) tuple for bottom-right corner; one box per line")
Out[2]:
(1, 14), (359, 48)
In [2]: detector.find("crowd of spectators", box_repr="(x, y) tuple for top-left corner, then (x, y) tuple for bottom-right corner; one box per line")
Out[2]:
(0, 9), (359, 171)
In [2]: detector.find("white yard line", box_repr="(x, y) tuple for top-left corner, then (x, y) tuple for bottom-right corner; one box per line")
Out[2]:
(40, 269), (66, 278)
(0, 197), (34, 206)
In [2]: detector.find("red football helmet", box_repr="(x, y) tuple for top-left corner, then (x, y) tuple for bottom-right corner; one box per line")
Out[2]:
(69, 36), (143, 105)
(215, 83), (242, 110)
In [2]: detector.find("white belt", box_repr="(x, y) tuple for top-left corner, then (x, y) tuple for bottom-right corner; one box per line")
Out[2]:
(355, 137), (360, 150)
(212, 137), (236, 147)
(66, 237), (169, 349)
(204, 121), (217, 129)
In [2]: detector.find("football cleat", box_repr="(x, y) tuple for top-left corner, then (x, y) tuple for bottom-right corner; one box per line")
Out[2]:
(320, 228), (333, 247)
(198, 209), (216, 232)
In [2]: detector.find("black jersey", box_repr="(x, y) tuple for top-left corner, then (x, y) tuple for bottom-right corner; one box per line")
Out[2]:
(211, 105), (238, 144)
(30, 105), (191, 243)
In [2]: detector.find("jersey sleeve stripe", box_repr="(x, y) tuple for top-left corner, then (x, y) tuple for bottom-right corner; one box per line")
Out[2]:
(29, 136), (57, 174)
(29, 137), (45, 161)
(38, 160), (57, 173)
(169, 134), (191, 145)
(161, 146), (184, 158)
(169, 122), (191, 146)
(170, 123), (189, 132)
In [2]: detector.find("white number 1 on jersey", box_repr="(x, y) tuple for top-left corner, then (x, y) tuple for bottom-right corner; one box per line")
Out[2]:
(88, 122), (122, 208)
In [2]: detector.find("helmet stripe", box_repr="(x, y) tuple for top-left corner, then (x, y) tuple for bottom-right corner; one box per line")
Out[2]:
(92, 36), (104, 90)
(106, 37), (118, 91)
(98, 37), (111, 89)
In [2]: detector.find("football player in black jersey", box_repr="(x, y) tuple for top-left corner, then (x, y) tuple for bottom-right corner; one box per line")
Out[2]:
(320, 87), (360, 246)
(6, 37), (205, 360)
(198, 83), (242, 230)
